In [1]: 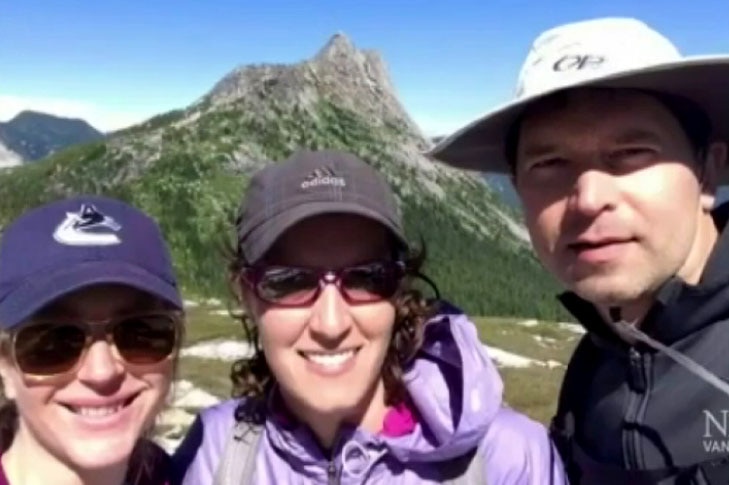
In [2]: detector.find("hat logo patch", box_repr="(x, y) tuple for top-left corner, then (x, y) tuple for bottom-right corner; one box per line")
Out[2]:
(53, 204), (122, 246)
(552, 54), (606, 72)
(300, 166), (346, 189)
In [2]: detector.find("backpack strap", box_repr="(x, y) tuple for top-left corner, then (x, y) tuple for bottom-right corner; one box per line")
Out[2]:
(212, 420), (263, 485)
(569, 434), (729, 485)
(694, 456), (729, 484)
(459, 446), (485, 485)
(440, 446), (485, 485)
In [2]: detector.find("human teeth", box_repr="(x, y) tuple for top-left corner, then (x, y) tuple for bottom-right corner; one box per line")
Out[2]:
(306, 350), (355, 367)
(72, 405), (123, 417)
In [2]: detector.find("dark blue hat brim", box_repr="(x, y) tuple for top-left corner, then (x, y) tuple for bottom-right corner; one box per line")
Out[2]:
(0, 260), (183, 329)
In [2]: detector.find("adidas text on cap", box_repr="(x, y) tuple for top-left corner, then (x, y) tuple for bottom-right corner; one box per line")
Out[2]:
(236, 150), (408, 263)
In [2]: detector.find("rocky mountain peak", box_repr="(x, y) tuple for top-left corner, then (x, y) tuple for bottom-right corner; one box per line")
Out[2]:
(201, 32), (426, 146)
(314, 31), (357, 61)
(0, 29), (567, 323)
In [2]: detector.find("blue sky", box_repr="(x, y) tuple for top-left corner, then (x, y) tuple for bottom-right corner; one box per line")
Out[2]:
(2, 0), (727, 135)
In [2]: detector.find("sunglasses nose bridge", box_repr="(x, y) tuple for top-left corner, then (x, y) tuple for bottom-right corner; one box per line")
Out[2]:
(71, 323), (113, 369)
(84, 321), (115, 345)
(320, 271), (339, 284)
(75, 338), (125, 385)
(317, 270), (347, 301)
(309, 282), (352, 335)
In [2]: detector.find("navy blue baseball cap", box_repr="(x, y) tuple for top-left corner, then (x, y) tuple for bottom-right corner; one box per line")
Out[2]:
(0, 195), (183, 329)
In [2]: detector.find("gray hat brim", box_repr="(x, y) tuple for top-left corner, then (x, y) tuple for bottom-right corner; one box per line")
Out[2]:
(428, 56), (729, 184)
(241, 200), (409, 263)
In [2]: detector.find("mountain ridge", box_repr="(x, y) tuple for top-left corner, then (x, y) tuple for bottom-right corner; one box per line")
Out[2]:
(0, 110), (103, 166)
(0, 33), (568, 320)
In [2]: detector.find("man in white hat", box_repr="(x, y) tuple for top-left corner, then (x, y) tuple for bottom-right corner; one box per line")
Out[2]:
(430, 17), (729, 484)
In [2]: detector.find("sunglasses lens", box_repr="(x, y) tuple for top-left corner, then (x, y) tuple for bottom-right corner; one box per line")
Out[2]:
(341, 262), (401, 302)
(256, 267), (319, 305)
(113, 315), (178, 365)
(14, 323), (87, 375)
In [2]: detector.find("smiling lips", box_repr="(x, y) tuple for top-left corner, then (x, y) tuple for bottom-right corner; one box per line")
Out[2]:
(299, 348), (361, 376)
(62, 393), (138, 420)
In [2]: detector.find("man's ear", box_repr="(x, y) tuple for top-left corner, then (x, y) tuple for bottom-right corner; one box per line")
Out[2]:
(699, 141), (728, 212)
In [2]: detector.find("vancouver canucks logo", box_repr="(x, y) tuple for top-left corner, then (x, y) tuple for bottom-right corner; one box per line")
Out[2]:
(53, 204), (122, 246)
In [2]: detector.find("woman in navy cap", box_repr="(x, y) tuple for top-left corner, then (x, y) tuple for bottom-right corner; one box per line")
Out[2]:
(0, 195), (185, 485)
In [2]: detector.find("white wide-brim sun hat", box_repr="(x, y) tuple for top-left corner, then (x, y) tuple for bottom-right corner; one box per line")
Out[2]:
(427, 17), (729, 182)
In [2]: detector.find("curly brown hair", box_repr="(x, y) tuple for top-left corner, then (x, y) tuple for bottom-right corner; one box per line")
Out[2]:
(225, 236), (440, 425)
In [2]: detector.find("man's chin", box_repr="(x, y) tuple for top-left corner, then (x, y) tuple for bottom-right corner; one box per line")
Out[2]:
(569, 275), (647, 307)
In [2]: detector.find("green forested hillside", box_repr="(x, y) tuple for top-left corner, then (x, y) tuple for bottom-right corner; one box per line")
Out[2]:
(0, 37), (571, 321)
(0, 99), (568, 320)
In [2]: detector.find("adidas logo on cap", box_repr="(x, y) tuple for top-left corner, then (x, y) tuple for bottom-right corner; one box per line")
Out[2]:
(300, 166), (346, 189)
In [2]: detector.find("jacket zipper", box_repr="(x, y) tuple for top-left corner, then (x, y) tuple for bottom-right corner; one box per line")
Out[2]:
(624, 341), (654, 471)
(327, 460), (341, 485)
(612, 306), (651, 471)
(327, 434), (344, 485)
(635, 349), (653, 470)
(624, 346), (642, 469)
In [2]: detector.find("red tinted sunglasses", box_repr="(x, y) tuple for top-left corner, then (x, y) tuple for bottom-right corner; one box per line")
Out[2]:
(241, 260), (406, 307)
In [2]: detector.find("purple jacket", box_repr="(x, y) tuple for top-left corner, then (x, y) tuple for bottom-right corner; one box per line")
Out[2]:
(172, 306), (568, 484)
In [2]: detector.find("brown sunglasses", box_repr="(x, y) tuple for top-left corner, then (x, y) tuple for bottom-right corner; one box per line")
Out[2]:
(10, 311), (183, 378)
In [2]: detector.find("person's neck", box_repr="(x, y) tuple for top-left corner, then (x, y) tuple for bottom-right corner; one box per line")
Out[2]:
(285, 379), (389, 452)
(597, 211), (720, 328)
(2, 425), (129, 485)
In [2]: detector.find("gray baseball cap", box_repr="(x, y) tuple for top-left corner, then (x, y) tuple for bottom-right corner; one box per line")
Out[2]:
(236, 150), (408, 263)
